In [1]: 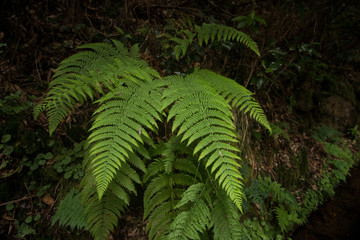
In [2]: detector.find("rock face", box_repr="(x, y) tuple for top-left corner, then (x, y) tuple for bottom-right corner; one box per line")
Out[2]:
(321, 95), (356, 130)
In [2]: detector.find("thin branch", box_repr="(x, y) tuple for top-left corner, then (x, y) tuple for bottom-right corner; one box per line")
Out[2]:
(0, 195), (37, 207)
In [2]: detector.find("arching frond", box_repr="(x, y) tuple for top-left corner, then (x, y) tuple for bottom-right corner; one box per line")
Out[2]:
(195, 23), (260, 56)
(169, 22), (260, 59)
(81, 173), (126, 240)
(168, 183), (212, 240)
(33, 39), (160, 135)
(195, 69), (272, 133)
(211, 188), (243, 240)
(144, 138), (200, 240)
(81, 156), (144, 240)
(87, 79), (163, 199)
(162, 73), (244, 211)
(52, 188), (88, 231)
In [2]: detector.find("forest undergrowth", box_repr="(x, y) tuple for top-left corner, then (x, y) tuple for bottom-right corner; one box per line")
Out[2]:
(0, 0), (359, 239)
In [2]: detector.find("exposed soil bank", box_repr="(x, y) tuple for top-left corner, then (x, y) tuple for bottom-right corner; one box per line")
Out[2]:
(292, 165), (360, 240)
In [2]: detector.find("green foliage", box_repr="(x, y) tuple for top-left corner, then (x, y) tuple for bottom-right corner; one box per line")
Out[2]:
(34, 38), (270, 240)
(270, 122), (290, 142)
(349, 125), (360, 144)
(313, 125), (342, 143)
(53, 141), (86, 180)
(169, 22), (260, 59)
(22, 152), (53, 172)
(232, 11), (266, 31)
(144, 138), (202, 239)
(238, 218), (273, 240)
(14, 221), (36, 238)
(144, 137), (246, 240)
(81, 153), (145, 239)
(238, 124), (357, 239)
(52, 188), (88, 231)
(87, 75), (162, 199)
(0, 90), (34, 115)
(258, 177), (302, 232)
(252, 42), (332, 94)
(211, 187), (243, 240)
(0, 133), (14, 156)
(169, 183), (212, 240)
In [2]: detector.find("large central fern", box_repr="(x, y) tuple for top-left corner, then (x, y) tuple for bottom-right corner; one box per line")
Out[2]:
(35, 39), (270, 240)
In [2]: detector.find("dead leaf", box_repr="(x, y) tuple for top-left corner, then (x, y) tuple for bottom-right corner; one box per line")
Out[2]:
(3, 213), (15, 221)
(42, 193), (55, 205)
(46, 157), (57, 165)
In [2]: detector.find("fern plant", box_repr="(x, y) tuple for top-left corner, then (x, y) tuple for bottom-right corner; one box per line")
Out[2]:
(35, 38), (270, 239)
(169, 22), (260, 59)
(52, 188), (88, 231)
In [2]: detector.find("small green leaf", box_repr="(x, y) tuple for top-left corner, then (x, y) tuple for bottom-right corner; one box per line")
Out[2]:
(25, 216), (33, 224)
(74, 151), (84, 158)
(61, 148), (68, 154)
(30, 163), (39, 171)
(36, 153), (45, 160)
(44, 152), (53, 160)
(1, 160), (8, 168)
(67, 150), (74, 156)
(34, 214), (41, 221)
(2, 146), (14, 155)
(62, 156), (72, 165)
(64, 171), (72, 179)
(53, 162), (62, 169)
(6, 203), (14, 211)
(1, 134), (11, 143)
(73, 143), (83, 153)
(39, 160), (46, 165)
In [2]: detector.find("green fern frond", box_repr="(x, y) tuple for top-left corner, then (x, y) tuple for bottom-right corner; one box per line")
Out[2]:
(162, 73), (244, 211)
(275, 204), (291, 232)
(144, 138), (199, 240)
(313, 125), (342, 143)
(168, 183), (212, 240)
(243, 179), (267, 213)
(34, 40), (125, 133)
(211, 187), (243, 240)
(81, 174), (126, 240)
(81, 159), (142, 240)
(52, 188), (88, 231)
(259, 177), (299, 212)
(144, 173), (181, 240)
(196, 69), (272, 133)
(87, 78), (163, 199)
(81, 151), (145, 240)
(195, 23), (260, 55)
(323, 142), (352, 161)
(33, 39), (160, 135)
(170, 22), (260, 59)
